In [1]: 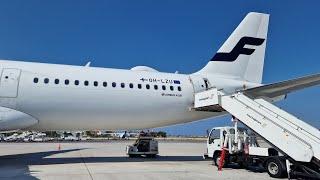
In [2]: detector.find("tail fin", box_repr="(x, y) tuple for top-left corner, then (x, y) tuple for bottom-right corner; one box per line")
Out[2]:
(197, 12), (269, 83)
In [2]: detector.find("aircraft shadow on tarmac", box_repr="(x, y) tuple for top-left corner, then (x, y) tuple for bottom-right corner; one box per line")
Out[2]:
(0, 149), (203, 165)
(0, 148), (265, 179)
(0, 148), (203, 179)
(0, 149), (83, 180)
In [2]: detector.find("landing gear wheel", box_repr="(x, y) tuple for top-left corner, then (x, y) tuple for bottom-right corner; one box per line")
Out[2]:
(266, 158), (286, 178)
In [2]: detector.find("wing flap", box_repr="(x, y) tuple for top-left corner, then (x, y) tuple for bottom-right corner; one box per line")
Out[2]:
(244, 73), (320, 98)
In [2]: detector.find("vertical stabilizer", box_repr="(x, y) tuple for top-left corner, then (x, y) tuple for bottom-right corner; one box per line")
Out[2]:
(197, 12), (269, 83)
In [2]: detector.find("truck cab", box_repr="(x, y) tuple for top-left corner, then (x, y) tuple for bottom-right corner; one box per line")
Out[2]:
(206, 126), (252, 159)
(204, 125), (286, 178)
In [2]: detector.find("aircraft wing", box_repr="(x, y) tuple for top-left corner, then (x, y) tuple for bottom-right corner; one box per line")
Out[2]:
(244, 73), (320, 99)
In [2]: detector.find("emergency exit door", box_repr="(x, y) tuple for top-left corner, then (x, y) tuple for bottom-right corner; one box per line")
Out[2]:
(0, 69), (21, 97)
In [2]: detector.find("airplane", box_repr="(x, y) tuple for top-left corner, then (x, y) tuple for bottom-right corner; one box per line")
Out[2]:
(0, 12), (318, 132)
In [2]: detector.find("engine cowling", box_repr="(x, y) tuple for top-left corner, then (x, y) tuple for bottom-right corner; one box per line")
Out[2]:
(0, 106), (38, 131)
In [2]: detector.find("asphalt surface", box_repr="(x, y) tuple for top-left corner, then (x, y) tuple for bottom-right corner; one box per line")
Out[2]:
(0, 141), (271, 180)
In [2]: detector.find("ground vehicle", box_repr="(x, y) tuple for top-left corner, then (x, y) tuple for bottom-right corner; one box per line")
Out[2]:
(79, 135), (91, 141)
(23, 135), (32, 142)
(126, 137), (158, 158)
(195, 88), (320, 179)
(0, 134), (4, 141)
(63, 135), (78, 141)
(3, 133), (18, 142)
(204, 125), (283, 177)
(31, 133), (47, 142)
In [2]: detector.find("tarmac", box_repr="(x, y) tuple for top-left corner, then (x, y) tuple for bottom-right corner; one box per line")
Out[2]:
(0, 141), (271, 180)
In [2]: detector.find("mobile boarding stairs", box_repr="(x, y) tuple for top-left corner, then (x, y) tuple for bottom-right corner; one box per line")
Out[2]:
(194, 88), (320, 179)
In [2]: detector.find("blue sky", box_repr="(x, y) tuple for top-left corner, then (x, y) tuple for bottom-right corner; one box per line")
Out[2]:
(0, 1), (319, 135)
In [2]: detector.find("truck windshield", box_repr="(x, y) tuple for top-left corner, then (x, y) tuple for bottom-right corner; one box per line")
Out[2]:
(210, 129), (220, 139)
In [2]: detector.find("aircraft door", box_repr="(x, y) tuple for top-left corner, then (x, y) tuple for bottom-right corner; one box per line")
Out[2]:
(0, 68), (21, 98)
(203, 78), (211, 90)
(189, 75), (211, 93)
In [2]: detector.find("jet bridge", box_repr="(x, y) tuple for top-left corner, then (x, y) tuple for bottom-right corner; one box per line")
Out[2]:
(194, 88), (320, 178)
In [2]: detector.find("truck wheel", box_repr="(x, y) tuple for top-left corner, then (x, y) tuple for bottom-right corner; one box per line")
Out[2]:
(238, 161), (249, 169)
(266, 158), (285, 178)
(213, 154), (228, 167)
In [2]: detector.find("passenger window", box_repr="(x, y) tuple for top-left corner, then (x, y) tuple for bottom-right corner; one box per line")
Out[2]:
(170, 86), (174, 91)
(146, 84), (150, 89)
(112, 82), (116, 87)
(44, 78), (49, 84)
(74, 80), (79, 86)
(129, 83), (133, 88)
(55, 79), (59, 84)
(65, 79), (69, 85)
(162, 85), (166, 90)
(154, 85), (158, 90)
(177, 86), (182, 91)
(94, 81), (98, 87)
(84, 80), (89, 86)
(103, 82), (107, 87)
(121, 83), (125, 88)
(34, 78), (39, 83)
(138, 84), (142, 89)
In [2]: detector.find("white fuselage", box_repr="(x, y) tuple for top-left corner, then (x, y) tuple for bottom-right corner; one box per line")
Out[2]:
(0, 60), (258, 131)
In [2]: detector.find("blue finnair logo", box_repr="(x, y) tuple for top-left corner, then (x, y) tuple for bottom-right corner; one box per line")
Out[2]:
(173, 80), (181, 84)
(211, 36), (265, 62)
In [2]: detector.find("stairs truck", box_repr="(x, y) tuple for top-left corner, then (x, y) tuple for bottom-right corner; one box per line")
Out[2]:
(203, 124), (285, 177)
(194, 87), (320, 179)
(188, 12), (320, 179)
